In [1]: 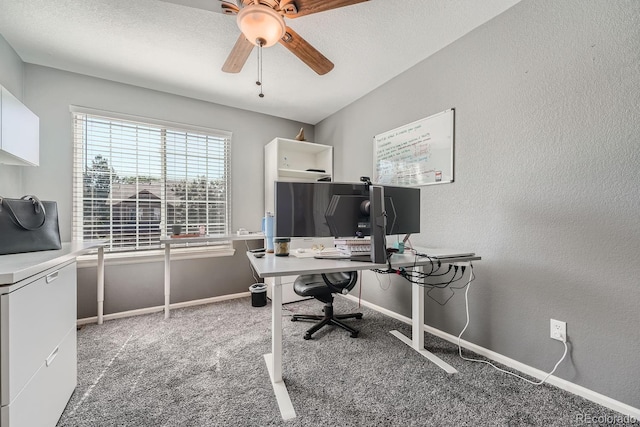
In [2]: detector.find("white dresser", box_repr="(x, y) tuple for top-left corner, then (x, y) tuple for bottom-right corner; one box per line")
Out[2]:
(0, 242), (102, 427)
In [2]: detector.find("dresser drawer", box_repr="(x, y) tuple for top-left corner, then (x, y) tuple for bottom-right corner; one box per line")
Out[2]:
(1, 261), (77, 405)
(1, 325), (77, 427)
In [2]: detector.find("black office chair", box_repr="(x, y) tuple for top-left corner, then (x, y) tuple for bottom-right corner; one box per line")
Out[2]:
(291, 271), (362, 340)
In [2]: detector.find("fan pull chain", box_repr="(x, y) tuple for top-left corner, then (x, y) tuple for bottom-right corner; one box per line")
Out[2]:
(256, 39), (264, 98)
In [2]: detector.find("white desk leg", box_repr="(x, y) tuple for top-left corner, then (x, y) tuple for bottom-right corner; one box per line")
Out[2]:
(412, 277), (425, 350)
(164, 244), (170, 319)
(97, 246), (105, 325)
(390, 265), (458, 374)
(271, 277), (283, 382)
(264, 276), (296, 420)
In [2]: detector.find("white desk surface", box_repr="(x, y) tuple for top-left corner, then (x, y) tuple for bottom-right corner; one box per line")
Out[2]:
(249, 246), (481, 420)
(247, 249), (481, 278)
(0, 240), (105, 285)
(159, 233), (264, 245)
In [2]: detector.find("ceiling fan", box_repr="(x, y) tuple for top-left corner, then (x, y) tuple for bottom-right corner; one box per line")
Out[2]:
(165, 0), (369, 75)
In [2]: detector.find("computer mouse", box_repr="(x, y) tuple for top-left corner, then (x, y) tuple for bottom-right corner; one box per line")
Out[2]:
(296, 248), (305, 253)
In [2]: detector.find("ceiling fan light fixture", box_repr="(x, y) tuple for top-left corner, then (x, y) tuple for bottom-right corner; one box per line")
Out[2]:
(237, 4), (286, 48)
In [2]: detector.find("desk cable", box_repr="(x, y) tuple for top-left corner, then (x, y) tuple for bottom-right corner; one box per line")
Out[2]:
(371, 253), (468, 306)
(456, 264), (569, 385)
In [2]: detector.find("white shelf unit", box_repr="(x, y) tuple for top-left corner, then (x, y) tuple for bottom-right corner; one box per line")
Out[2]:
(277, 168), (331, 180)
(264, 137), (333, 303)
(264, 137), (333, 214)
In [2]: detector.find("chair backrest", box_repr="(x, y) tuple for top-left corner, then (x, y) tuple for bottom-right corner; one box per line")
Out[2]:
(293, 272), (359, 298)
(321, 271), (358, 294)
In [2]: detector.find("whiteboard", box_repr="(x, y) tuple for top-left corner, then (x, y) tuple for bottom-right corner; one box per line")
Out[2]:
(373, 109), (454, 186)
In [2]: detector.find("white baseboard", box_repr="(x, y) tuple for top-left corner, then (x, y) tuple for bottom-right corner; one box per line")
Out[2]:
(341, 294), (640, 420)
(77, 292), (251, 326)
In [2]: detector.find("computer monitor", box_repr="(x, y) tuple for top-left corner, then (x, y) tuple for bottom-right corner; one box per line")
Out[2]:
(273, 181), (420, 239)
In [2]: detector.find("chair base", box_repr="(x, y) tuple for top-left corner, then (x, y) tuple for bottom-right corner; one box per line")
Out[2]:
(291, 304), (362, 340)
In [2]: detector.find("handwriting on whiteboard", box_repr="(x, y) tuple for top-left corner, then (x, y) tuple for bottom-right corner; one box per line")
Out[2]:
(374, 109), (454, 186)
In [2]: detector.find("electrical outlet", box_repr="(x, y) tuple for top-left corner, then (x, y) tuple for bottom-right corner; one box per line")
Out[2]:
(550, 319), (567, 342)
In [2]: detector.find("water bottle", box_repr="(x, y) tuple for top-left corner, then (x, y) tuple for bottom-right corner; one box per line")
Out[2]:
(261, 212), (274, 253)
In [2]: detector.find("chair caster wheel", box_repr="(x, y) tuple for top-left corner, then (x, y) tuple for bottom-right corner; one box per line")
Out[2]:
(355, 314), (363, 319)
(350, 332), (359, 338)
(304, 333), (312, 340)
(291, 317), (298, 322)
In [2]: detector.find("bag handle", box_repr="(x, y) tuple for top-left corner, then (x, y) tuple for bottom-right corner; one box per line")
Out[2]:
(0, 195), (47, 230)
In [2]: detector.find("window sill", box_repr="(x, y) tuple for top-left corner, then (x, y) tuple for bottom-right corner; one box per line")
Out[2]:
(77, 246), (236, 268)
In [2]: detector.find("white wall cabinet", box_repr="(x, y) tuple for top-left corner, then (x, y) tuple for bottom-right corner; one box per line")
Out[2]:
(0, 85), (39, 166)
(264, 137), (333, 303)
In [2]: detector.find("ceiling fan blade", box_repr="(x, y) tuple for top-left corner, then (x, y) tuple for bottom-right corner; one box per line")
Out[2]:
(278, 26), (334, 75)
(222, 35), (254, 73)
(280, 0), (368, 19)
(220, 1), (240, 15)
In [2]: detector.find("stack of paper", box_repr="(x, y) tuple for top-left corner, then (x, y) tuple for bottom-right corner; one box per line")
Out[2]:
(333, 238), (372, 256)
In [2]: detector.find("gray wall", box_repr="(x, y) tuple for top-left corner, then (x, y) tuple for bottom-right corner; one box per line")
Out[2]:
(17, 64), (314, 318)
(316, 0), (640, 409)
(0, 35), (26, 195)
(75, 239), (263, 319)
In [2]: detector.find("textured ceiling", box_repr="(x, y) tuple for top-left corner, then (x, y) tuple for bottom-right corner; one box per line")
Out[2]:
(0, 0), (521, 124)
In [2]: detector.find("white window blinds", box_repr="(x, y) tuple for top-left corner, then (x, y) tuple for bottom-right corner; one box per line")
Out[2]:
(72, 109), (231, 252)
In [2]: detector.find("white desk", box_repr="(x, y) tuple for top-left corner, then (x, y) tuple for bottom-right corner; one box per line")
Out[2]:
(247, 249), (481, 420)
(0, 241), (106, 325)
(159, 233), (264, 319)
(0, 241), (105, 290)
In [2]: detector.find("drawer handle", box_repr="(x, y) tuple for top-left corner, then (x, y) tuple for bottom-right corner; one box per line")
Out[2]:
(46, 271), (59, 283)
(46, 347), (59, 367)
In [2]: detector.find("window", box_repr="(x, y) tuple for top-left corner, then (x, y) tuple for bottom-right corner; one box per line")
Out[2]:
(72, 108), (231, 253)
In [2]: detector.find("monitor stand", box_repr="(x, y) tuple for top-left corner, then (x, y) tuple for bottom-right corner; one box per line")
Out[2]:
(369, 185), (387, 264)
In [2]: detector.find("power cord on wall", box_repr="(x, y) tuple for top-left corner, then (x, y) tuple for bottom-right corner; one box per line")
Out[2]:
(457, 265), (569, 385)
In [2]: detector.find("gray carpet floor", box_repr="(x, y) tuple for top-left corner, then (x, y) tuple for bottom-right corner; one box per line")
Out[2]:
(57, 297), (632, 426)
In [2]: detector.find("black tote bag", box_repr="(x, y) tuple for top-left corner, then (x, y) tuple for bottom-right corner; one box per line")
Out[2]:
(0, 195), (62, 255)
